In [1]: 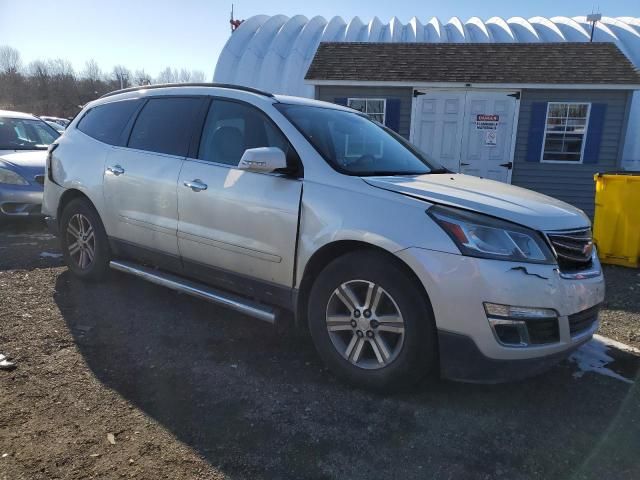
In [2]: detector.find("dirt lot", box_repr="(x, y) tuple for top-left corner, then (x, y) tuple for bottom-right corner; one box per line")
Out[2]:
(1, 220), (639, 480)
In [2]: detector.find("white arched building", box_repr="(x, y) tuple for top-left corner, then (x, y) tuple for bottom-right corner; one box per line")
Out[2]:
(214, 15), (640, 175)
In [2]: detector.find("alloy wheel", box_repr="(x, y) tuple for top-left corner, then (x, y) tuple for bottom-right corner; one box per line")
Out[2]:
(66, 213), (96, 270)
(325, 280), (405, 370)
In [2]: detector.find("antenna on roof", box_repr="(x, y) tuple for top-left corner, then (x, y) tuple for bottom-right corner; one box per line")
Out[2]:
(230, 4), (244, 33)
(587, 9), (602, 42)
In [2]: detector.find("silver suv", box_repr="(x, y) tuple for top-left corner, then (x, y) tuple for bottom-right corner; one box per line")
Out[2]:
(44, 84), (604, 390)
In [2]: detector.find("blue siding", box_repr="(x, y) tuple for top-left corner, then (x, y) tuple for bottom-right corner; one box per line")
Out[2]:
(512, 90), (631, 218)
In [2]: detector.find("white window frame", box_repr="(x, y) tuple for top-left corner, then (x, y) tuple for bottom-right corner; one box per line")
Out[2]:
(347, 98), (387, 125)
(540, 101), (591, 164)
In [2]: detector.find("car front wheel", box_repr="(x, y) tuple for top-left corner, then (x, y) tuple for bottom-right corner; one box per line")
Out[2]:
(308, 250), (438, 391)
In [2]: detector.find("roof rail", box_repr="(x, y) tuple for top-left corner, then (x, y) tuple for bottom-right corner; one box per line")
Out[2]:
(99, 83), (274, 99)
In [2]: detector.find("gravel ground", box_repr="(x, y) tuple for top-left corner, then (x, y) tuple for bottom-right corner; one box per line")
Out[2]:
(1, 220), (639, 480)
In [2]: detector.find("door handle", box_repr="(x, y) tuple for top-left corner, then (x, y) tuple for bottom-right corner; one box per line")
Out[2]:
(184, 179), (208, 192)
(500, 162), (513, 170)
(461, 163), (470, 166)
(106, 165), (125, 176)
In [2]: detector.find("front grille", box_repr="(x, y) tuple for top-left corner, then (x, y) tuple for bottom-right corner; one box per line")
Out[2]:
(526, 319), (560, 345)
(546, 228), (593, 271)
(34, 174), (45, 185)
(569, 305), (600, 336)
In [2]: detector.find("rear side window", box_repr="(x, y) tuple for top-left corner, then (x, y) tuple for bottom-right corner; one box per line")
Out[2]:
(128, 97), (201, 156)
(77, 100), (139, 145)
(198, 100), (292, 166)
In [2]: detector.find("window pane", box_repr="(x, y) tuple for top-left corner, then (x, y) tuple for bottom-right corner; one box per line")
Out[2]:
(548, 103), (567, 118)
(563, 135), (584, 153)
(128, 97), (200, 156)
(78, 100), (139, 145)
(544, 135), (564, 153)
(367, 100), (385, 114)
(199, 100), (290, 166)
(568, 104), (588, 118)
(369, 113), (385, 124)
(348, 99), (366, 113)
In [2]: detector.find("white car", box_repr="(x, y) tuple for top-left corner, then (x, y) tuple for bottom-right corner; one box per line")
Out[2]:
(43, 84), (605, 390)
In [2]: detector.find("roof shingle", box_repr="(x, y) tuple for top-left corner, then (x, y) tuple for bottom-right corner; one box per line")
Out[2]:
(305, 42), (640, 85)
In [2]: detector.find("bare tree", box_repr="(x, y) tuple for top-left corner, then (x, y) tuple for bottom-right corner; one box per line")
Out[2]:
(190, 70), (206, 83)
(112, 65), (131, 89)
(133, 69), (152, 86)
(0, 45), (21, 74)
(178, 68), (192, 83)
(82, 59), (102, 82)
(27, 60), (50, 79)
(156, 66), (177, 84)
(48, 58), (75, 78)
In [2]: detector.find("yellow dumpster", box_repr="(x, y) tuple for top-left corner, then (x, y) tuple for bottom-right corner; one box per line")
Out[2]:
(593, 173), (640, 268)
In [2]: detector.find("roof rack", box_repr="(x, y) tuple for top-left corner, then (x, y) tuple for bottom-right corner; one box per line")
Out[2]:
(99, 83), (274, 99)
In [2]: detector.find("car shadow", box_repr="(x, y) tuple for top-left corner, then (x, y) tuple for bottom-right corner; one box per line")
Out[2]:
(53, 270), (640, 480)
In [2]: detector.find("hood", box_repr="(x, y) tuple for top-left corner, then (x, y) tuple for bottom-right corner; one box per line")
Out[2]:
(0, 149), (47, 184)
(364, 174), (590, 231)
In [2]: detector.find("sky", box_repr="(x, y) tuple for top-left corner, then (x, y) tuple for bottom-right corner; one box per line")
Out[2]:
(1, 0), (638, 80)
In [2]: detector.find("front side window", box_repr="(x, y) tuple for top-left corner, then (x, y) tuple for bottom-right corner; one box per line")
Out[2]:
(0, 117), (59, 150)
(276, 103), (442, 176)
(542, 102), (590, 163)
(347, 98), (386, 124)
(128, 97), (201, 156)
(198, 100), (292, 167)
(77, 99), (140, 145)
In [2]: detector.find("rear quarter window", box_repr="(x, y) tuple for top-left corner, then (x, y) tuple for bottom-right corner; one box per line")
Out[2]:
(77, 99), (140, 145)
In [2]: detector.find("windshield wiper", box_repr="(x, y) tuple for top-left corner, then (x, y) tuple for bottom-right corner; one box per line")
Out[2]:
(359, 171), (429, 177)
(427, 168), (450, 174)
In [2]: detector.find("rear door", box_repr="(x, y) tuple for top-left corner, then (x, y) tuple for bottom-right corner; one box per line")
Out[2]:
(177, 99), (302, 306)
(103, 96), (202, 268)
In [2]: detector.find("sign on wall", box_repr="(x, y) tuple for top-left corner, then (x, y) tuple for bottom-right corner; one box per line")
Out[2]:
(476, 114), (499, 130)
(485, 130), (497, 146)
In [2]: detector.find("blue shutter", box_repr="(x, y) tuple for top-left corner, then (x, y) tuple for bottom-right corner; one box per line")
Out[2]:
(385, 98), (401, 133)
(583, 103), (606, 164)
(334, 97), (347, 106)
(526, 102), (547, 162)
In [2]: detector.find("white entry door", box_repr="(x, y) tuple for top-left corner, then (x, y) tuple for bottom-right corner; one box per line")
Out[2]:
(411, 90), (519, 183)
(411, 91), (466, 172)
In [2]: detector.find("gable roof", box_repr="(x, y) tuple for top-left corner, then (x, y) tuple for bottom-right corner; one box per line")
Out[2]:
(305, 42), (640, 86)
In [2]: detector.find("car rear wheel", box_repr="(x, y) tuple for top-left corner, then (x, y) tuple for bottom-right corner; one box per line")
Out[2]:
(60, 198), (110, 281)
(308, 250), (438, 391)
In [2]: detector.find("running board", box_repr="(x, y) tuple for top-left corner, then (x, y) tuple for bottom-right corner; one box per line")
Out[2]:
(109, 260), (277, 324)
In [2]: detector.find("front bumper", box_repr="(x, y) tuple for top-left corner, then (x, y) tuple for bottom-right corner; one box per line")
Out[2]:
(0, 183), (44, 217)
(397, 247), (605, 382)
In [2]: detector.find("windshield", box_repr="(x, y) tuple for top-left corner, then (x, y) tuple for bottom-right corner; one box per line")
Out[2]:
(0, 116), (60, 150)
(276, 103), (444, 176)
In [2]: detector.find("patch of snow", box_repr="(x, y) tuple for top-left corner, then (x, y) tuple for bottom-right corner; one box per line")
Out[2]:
(40, 251), (62, 259)
(570, 338), (633, 384)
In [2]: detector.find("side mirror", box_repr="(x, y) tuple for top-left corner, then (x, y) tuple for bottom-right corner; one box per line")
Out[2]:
(238, 147), (287, 173)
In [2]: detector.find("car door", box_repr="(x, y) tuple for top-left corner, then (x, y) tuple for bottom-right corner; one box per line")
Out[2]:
(103, 96), (203, 269)
(177, 98), (303, 307)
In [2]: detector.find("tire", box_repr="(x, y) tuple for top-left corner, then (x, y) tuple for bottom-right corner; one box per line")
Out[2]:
(308, 250), (438, 391)
(59, 198), (111, 281)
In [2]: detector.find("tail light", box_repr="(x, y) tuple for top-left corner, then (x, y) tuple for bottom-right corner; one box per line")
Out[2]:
(47, 143), (59, 183)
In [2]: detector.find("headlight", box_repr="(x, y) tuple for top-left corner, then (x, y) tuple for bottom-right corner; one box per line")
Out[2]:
(0, 167), (29, 185)
(428, 205), (555, 264)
